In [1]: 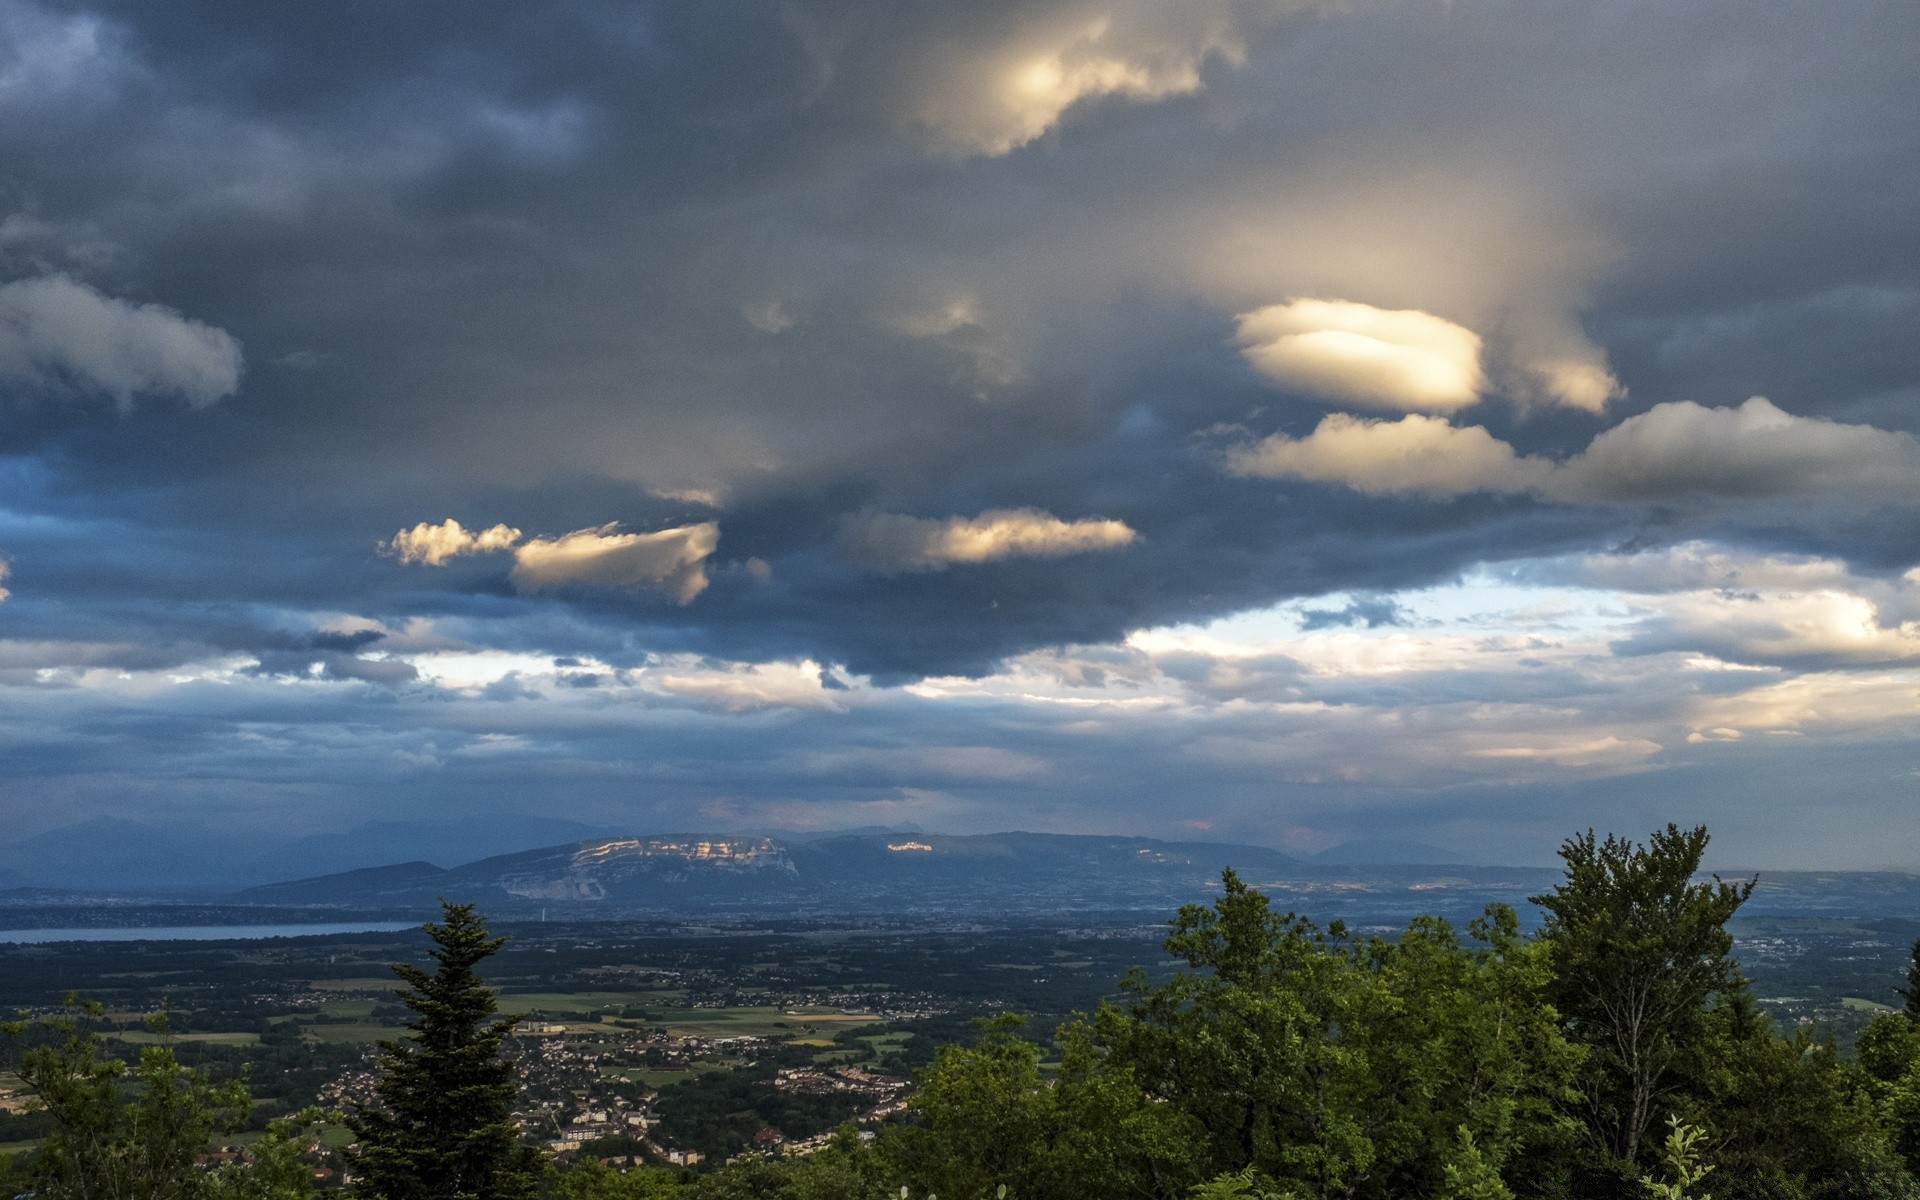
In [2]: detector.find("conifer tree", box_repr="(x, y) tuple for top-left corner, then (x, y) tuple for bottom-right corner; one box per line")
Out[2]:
(350, 901), (543, 1200)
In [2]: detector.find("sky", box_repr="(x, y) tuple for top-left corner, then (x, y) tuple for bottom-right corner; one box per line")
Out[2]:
(0, 0), (1917, 873)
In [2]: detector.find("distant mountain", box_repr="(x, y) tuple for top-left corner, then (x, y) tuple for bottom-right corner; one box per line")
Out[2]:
(234, 861), (450, 906)
(0, 815), (641, 892)
(234, 831), (1302, 916)
(1314, 839), (1469, 866)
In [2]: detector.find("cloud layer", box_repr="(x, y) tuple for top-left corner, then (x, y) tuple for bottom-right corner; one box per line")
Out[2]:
(1230, 398), (1920, 502)
(0, 0), (1914, 867)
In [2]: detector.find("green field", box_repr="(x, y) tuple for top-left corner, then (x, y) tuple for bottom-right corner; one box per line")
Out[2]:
(111, 1031), (261, 1046)
(303, 1023), (403, 1044)
(498, 991), (642, 1015)
(1842, 996), (1899, 1013)
(656, 1005), (881, 1040)
(307, 978), (393, 992)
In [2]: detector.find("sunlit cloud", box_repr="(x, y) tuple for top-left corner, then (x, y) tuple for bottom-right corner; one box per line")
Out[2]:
(384, 519), (523, 566)
(842, 507), (1138, 571)
(1235, 299), (1487, 412)
(508, 521), (720, 603)
(1225, 412), (1546, 496)
(385, 519), (720, 603)
(906, 4), (1292, 155)
(1228, 398), (1920, 503)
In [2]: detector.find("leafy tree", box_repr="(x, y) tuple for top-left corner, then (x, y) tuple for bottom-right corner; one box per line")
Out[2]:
(1095, 871), (1575, 1200)
(1530, 825), (1753, 1179)
(1695, 994), (1914, 1200)
(1856, 1013), (1920, 1184)
(553, 1156), (685, 1198)
(1900, 939), (1920, 1023)
(0, 997), (308, 1200)
(349, 901), (545, 1200)
(887, 1014), (1199, 1200)
(687, 1125), (892, 1200)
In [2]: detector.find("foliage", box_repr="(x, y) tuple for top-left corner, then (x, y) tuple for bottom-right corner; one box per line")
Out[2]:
(1639, 1118), (1713, 1200)
(1902, 939), (1920, 1025)
(1095, 873), (1578, 1200)
(0, 997), (309, 1200)
(349, 901), (546, 1200)
(1531, 825), (1754, 1177)
(551, 1155), (685, 1198)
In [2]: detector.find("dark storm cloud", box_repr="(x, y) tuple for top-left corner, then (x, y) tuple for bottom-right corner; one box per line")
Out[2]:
(0, 0), (1916, 859)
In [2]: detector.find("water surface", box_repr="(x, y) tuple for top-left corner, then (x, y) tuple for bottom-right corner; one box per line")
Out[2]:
(0, 921), (414, 944)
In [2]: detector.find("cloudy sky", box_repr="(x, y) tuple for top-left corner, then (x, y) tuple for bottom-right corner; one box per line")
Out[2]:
(1, 0), (1916, 871)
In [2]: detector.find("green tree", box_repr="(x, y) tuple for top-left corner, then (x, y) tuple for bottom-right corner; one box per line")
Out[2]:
(887, 1014), (1200, 1200)
(1, 997), (308, 1200)
(1899, 939), (1920, 1023)
(349, 901), (544, 1200)
(1695, 994), (1914, 1200)
(1855, 1012), (1920, 1184)
(1530, 825), (1753, 1179)
(687, 1124), (891, 1200)
(553, 1155), (685, 1198)
(1093, 872), (1576, 1200)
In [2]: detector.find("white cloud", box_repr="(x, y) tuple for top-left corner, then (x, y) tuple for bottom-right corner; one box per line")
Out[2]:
(1225, 412), (1551, 497)
(1554, 396), (1920, 502)
(1557, 542), (1856, 595)
(1235, 299), (1487, 412)
(509, 521), (719, 603)
(0, 275), (243, 408)
(642, 658), (847, 712)
(0, 556), (9, 602)
(384, 519), (523, 566)
(842, 507), (1138, 571)
(1621, 589), (1920, 669)
(1228, 398), (1920, 503)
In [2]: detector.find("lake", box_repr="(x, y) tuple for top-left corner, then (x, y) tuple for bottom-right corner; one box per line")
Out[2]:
(0, 921), (416, 944)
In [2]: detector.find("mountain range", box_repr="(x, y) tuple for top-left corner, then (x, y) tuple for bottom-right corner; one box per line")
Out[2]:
(232, 831), (1316, 916)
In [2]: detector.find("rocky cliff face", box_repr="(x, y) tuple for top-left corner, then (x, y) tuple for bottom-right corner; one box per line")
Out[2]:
(496, 837), (798, 901)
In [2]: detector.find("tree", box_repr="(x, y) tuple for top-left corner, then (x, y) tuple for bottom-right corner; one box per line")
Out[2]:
(1530, 825), (1754, 1181)
(1899, 939), (1920, 1023)
(886, 1013), (1200, 1200)
(553, 1156), (685, 1199)
(349, 901), (545, 1200)
(1, 997), (308, 1200)
(1092, 872), (1576, 1200)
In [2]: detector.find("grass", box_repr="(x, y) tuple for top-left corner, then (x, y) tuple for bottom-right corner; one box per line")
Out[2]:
(303, 1023), (403, 1044)
(1842, 996), (1898, 1013)
(657, 1005), (880, 1039)
(0, 1139), (37, 1157)
(306, 978), (393, 992)
(111, 1031), (261, 1046)
(497, 992), (641, 1015)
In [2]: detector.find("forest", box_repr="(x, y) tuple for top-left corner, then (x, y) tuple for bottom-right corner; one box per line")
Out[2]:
(8, 823), (1920, 1200)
